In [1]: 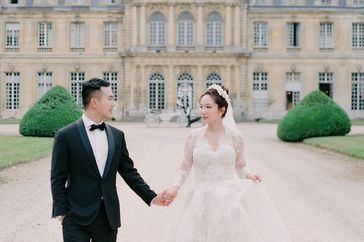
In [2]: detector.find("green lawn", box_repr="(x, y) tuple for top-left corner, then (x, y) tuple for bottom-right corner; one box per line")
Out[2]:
(351, 119), (364, 125)
(0, 135), (53, 170)
(0, 119), (20, 124)
(304, 134), (364, 160)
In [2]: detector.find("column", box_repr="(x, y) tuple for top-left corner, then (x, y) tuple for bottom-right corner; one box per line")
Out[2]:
(167, 65), (175, 110)
(197, 2), (204, 50)
(131, 4), (138, 48)
(225, 3), (232, 49)
(234, 3), (241, 48)
(168, 2), (175, 51)
(130, 64), (136, 110)
(235, 64), (241, 108)
(226, 65), (232, 92)
(139, 65), (144, 108)
(139, 3), (146, 49)
(242, 4), (248, 50)
(197, 65), (203, 98)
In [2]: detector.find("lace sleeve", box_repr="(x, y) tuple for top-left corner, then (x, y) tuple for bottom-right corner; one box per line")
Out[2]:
(235, 131), (251, 179)
(173, 130), (196, 188)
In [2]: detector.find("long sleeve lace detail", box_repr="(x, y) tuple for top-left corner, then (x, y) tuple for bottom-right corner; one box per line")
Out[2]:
(235, 131), (251, 179)
(173, 130), (197, 188)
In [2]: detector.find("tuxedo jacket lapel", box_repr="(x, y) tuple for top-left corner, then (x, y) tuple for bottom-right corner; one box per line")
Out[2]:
(76, 119), (101, 177)
(102, 124), (115, 178)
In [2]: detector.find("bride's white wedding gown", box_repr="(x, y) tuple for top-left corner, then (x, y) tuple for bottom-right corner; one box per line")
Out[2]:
(162, 126), (291, 242)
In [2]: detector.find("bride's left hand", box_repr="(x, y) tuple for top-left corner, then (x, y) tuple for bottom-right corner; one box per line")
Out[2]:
(246, 174), (262, 183)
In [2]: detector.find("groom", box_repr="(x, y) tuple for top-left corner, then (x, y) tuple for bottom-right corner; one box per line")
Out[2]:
(51, 78), (168, 241)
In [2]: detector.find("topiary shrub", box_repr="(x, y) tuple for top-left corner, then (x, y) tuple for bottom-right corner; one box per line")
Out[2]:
(20, 86), (82, 137)
(277, 90), (351, 142)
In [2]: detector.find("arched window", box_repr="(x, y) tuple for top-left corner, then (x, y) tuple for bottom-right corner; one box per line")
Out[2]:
(176, 73), (194, 110)
(148, 73), (165, 110)
(177, 11), (194, 47)
(206, 11), (223, 47)
(149, 11), (166, 48)
(206, 73), (223, 89)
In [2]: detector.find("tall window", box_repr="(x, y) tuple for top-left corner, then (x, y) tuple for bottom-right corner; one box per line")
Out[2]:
(206, 11), (223, 47)
(286, 72), (300, 110)
(104, 22), (117, 50)
(353, 0), (364, 5)
(5, 23), (20, 50)
(103, 72), (118, 101)
(206, 73), (223, 89)
(321, 0), (331, 4)
(38, 22), (52, 50)
(149, 11), (166, 48)
(177, 11), (194, 48)
(70, 22), (85, 51)
(5, 72), (20, 110)
(287, 22), (300, 48)
(320, 22), (333, 49)
(253, 72), (268, 93)
(254, 22), (267, 48)
(351, 72), (364, 110)
(319, 72), (333, 98)
(176, 73), (194, 110)
(352, 23), (364, 49)
(70, 72), (85, 108)
(148, 73), (165, 110)
(37, 72), (53, 99)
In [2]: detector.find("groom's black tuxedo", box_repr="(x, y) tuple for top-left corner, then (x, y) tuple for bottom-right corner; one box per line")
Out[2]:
(51, 118), (157, 230)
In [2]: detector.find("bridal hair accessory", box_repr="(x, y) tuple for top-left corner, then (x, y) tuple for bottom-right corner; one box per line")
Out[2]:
(207, 84), (238, 132)
(207, 84), (230, 103)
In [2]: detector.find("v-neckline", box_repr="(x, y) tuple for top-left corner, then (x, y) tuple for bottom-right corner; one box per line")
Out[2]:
(202, 127), (226, 152)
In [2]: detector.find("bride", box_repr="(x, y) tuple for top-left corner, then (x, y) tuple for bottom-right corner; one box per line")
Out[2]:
(162, 84), (291, 242)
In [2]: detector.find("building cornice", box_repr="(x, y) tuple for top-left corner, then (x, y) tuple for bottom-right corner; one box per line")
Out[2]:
(0, 6), (124, 13)
(119, 50), (251, 58)
(248, 6), (364, 13)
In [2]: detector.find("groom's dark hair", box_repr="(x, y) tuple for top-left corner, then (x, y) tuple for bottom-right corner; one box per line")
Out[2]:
(82, 78), (110, 108)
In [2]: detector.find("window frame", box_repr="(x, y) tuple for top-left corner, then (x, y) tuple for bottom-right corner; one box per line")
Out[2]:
(5, 72), (20, 110)
(37, 72), (53, 100)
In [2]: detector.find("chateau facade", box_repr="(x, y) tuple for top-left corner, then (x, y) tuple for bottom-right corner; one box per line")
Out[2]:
(0, 0), (363, 120)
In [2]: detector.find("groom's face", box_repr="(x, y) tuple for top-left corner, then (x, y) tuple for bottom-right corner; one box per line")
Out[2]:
(94, 86), (115, 120)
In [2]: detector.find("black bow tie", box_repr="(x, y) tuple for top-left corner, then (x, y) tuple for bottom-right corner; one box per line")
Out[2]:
(89, 122), (105, 131)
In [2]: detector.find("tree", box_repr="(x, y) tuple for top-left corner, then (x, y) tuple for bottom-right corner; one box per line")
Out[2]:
(277, 90), (351, 142)
(19, 86), (82, 137)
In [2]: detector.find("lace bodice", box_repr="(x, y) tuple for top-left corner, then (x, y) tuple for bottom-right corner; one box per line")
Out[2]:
(174, 126), (251, 188)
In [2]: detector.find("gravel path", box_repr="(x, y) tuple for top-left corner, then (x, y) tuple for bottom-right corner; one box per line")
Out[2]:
(0, 123), (363, 242)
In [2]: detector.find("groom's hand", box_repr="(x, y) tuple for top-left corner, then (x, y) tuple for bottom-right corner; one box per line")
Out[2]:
(55, 215), (65, 224)
(152, 190), (171, 206)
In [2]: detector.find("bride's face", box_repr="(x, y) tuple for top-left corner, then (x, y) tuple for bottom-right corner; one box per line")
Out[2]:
(199, 94), (224, 124)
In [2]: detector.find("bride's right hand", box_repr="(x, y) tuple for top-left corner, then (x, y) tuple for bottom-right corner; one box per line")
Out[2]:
(163, 186), (179, 204)
(246, 173), (262, 183)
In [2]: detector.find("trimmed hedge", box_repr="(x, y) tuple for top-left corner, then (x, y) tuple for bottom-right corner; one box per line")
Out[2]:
(277, 90), (351, 142)
(19, 86), (82, 137)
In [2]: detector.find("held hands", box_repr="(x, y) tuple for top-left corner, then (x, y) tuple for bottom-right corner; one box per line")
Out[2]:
(246, 173), (262, 183)
(160, 186), (179, 206)
(152, 190), (171, 206)
(152, 188), (178, 207)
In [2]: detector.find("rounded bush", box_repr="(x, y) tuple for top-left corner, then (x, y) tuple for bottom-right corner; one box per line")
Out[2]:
(20, 86), (82, 137)
(277, 90), (351, 142)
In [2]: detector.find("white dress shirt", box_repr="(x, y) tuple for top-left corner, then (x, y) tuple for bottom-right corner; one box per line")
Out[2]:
(82, 114), (109, 177)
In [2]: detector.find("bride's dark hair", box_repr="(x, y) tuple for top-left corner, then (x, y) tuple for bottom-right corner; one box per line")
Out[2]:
(199, 86), (229, 118)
